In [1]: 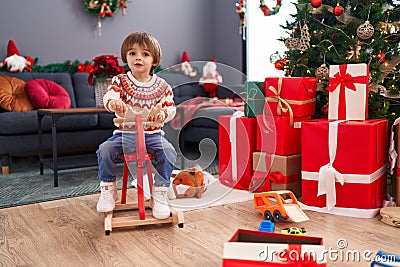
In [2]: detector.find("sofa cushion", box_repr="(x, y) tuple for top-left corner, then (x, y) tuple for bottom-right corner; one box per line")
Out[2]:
(0, 75), (34, 112)
(187, 107), (237, 129)
(72, 73), (96, 107)
(0, 110), (99, 135)
(24, 79), (71, 109)
(3, 72), (77, 108)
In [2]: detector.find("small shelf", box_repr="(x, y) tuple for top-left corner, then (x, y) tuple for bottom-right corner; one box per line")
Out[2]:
(41, 154), (98, 171)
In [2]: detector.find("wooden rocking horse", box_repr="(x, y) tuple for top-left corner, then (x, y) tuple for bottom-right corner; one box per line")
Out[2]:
(104, 114), (184, 235)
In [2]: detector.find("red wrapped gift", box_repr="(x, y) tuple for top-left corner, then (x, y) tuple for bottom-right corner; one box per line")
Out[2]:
(301, 119), (388, 218)
(223, 229), (326, 266)
(219, 114), (257, 190)
(264, 77), (318, 118)
(326, 63), (369, 120)
(250, 152), (302, 195)
(257, 114), (310, 156)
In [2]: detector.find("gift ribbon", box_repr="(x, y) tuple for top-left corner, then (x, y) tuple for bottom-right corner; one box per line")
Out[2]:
(326, 64), (368, 120)
(250, 171), (301, 192)
(389, 117), (400, 174)
(229, 111), (245, 181)
(266, 78), (315, 127)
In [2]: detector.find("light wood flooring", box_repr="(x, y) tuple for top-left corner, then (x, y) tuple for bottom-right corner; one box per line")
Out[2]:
(0, 188), (399, 267)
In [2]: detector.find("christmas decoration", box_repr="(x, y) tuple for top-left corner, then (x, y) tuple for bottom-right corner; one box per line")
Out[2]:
(281, 0), (400, 123)
(259, 0), (282, 16)
(297, 21), (310, 52)
(274, 57), (287, 70)
(235, 0), (246, 40)
(180, 51), (197, 77)
(0, 40), (33, 72)
(87, 55), (125, 85)
(199, 59), (223, 98)
(310, 0), (322, 8)
(333, 4), (344, 16)
(269, 51), (282, 63)
(357, 20), (375, 39)
(315, 63), (329, 79)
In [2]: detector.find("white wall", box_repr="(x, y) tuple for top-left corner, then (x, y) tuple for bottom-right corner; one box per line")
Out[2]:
(247, 0), (297, 81)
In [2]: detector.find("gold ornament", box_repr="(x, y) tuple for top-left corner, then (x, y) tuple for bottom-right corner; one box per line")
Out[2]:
(346, 40), (362, 61)
(357, 21), (374, 39)
(284, 38), (299, 50)
(315, 63), (329, 79)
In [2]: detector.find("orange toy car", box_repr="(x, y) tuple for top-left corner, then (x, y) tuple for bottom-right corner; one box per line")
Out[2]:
(254, 190), (309, 223)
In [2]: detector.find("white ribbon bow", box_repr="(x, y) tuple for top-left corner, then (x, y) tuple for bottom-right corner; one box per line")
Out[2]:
(317, 120), (346, 210)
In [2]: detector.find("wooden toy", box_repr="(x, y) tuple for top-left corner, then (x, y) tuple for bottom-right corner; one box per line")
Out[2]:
(104, 115), (184, 235)
(254, 190), (309, 223)
(380, 206), (400, 228)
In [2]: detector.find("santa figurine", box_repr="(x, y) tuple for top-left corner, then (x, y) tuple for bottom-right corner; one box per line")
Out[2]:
(180, 51), (197, 77)
(199, 58), (222, 98)
(0, 40), (32, 72)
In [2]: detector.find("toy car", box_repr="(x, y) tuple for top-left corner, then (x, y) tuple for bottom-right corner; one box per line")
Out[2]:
(280, 227), (306, 236)
(258, 220), (275, 232)
(253, 190), (309, 223)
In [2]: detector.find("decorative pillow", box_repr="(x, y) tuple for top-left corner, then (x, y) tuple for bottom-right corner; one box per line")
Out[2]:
(0, 75), (34, 112)
(24, 79), (71, 109)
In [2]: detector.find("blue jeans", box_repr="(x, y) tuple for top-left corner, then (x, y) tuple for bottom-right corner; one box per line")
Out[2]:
(97, 132), (177, 187)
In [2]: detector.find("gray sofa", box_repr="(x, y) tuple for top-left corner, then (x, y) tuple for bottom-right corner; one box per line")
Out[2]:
(0, 72), (115, 174)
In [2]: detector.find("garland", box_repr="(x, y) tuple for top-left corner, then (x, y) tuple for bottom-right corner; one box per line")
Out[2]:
(259, 0), (282, 16)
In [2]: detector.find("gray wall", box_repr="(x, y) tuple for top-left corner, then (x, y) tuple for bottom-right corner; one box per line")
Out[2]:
(0, 0), (242, 71)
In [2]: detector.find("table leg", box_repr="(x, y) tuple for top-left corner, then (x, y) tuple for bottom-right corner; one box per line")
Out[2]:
(51, 114), (59, 187)
(38, 114), (44, 175)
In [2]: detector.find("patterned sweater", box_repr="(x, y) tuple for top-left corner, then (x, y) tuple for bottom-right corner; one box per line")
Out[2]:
(103, 72), (176, 134)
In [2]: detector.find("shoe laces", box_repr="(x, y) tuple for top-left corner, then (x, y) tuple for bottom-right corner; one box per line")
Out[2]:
(101, 186), (114, 200)
(153, 190), (168, 204)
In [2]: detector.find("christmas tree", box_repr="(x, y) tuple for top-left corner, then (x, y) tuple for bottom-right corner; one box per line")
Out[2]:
(280, 0), (400, 124)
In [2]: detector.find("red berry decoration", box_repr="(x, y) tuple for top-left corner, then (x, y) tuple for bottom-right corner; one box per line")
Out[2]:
(377, 52), (386, 63)
(333, 4), (344, 16)
(310, 0), (322, 8)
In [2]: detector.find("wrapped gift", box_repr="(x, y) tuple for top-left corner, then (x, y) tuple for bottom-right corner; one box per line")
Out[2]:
(244, 81), (265, 118)
(250, 152), (301, 195)
(256, 114), (310, 155)
(219, 113), (257, 190)
(264, 77), (318, 118)
(301, 119), (388, 218)
(223, 229), (326, 266)
(326, 63), (369, 120)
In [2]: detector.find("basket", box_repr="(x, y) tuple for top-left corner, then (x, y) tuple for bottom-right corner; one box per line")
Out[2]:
(93, 78), (111, 107)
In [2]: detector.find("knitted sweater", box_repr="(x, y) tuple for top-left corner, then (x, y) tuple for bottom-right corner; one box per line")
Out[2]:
(103, 72), (176, 134)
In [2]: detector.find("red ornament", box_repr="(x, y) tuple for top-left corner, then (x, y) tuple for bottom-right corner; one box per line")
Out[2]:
(333, 4), (344, 16)
(377, 52), (386, 63)
(274, 58), (287, 70)
(310, 0), (322, 8)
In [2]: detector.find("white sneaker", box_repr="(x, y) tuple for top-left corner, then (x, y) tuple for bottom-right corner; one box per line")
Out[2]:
(112, 181), (119, 202)
(96, 182), (116, 212)
(151, 187), (171, 219)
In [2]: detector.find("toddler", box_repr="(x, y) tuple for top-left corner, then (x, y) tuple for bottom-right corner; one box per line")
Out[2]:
(96, 31), (177, 219)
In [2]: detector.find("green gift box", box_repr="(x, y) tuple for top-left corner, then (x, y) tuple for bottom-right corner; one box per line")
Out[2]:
(244, 81), (265, 118)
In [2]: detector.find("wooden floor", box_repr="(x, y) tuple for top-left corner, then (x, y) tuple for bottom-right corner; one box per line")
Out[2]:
(0, 188), (399, 267)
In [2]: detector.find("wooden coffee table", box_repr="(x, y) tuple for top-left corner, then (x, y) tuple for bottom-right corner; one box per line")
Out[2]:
(37, 108), (109, 187)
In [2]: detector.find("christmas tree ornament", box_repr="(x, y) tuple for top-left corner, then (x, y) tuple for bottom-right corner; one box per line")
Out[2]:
(357, 20), (375, 39)
(377, 52), (387, 63)
(315, 63), (329, 79)
(284, 38), (299, 50)
(274, 58), (287, 70)
(310, 0), (322, 8)
(346, 40), (362, 61)
(235, 0), (246, 40)
(297, 21), (310, 52)
(333, 4), (344, 16)
(269, 51), (282, 64)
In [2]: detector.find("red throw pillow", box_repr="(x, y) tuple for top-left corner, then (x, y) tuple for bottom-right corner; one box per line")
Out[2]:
(24, 79), (71, 109)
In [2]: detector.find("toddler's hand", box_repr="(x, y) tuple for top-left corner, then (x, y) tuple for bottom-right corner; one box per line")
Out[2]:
(147, 103), (164, 122)
(109, 100), (127, 117)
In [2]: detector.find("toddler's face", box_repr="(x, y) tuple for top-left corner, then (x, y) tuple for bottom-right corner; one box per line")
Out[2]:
(126, 43), (157, 78)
